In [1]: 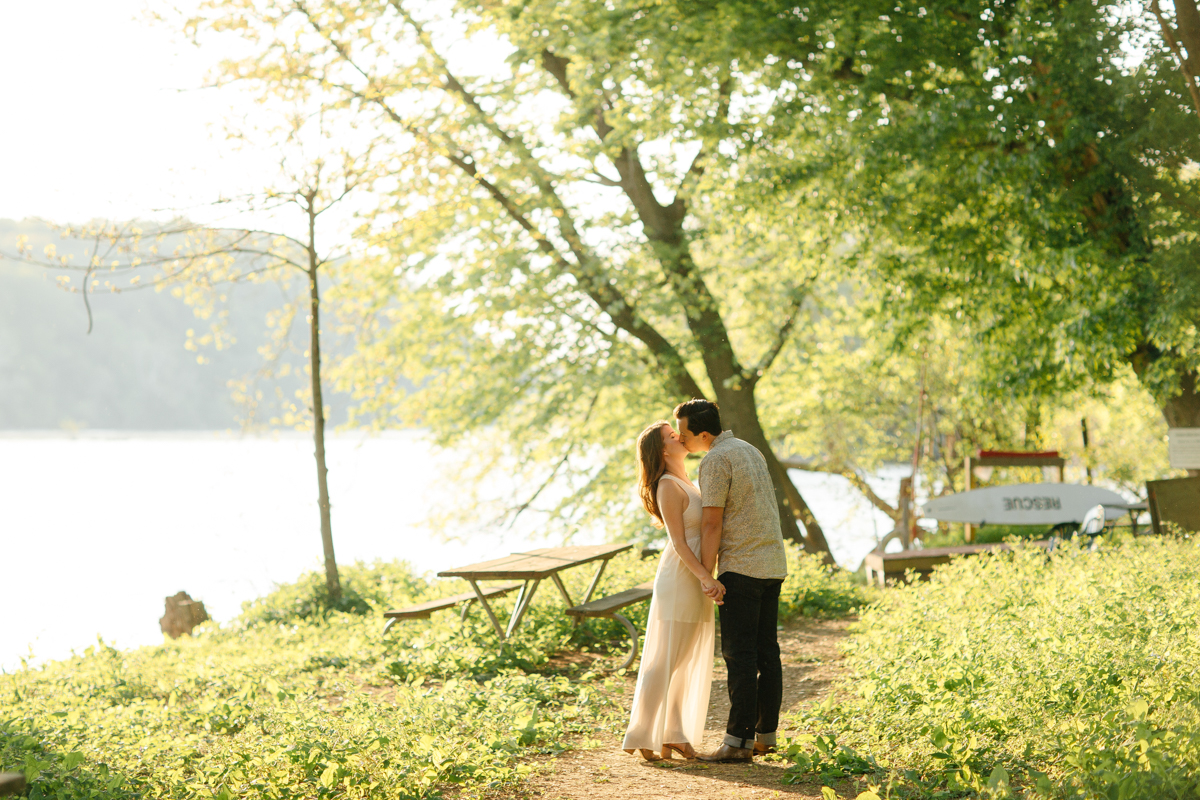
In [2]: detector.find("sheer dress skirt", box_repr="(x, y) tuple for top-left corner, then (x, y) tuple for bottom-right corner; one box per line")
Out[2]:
(621, 530), (715, 750)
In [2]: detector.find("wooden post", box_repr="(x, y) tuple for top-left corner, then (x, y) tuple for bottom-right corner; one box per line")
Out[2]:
(963, 455), (974, 543)
(899, 476), (913, 549)
(1081, 418), (1093, 485)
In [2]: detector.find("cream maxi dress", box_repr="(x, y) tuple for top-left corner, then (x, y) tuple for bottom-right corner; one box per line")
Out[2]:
(622, 473), (715, 751)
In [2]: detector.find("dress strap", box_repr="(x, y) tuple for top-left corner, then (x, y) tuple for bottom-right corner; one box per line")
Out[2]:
(659, 473), (695, 491)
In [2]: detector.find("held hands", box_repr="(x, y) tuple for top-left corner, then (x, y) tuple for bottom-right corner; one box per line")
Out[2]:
(700, 576), (725, 605)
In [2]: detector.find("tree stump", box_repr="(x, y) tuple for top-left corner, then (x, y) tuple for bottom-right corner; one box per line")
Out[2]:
(159, 592), (209, 639)
(0, 773), (26, 796)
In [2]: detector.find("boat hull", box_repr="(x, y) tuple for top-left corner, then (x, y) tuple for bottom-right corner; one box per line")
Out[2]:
(920, 483), (1130, 525)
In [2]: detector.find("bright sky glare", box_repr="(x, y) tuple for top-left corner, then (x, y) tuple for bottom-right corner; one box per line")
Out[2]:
(0, 0), (517, 237)
(0, 1), (1160, 230)
(0, 1), (271, 225)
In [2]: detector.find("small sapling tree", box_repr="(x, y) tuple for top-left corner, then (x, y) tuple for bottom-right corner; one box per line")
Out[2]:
(6, 116), (376, 600)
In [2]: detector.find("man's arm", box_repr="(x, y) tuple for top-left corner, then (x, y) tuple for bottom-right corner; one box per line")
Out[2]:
(699, 452), (730, 602)
(701, 506), (724, 575)
(701, 506), (725, 602)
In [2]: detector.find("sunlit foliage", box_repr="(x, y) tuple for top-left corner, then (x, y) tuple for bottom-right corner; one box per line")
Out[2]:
(0, 546), (871, 798)
(784, 536), (1200, 798)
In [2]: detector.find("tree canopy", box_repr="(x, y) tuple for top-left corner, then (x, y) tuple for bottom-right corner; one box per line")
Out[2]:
(734, 0), (1200, 433)
(177, 0), (1193, 549)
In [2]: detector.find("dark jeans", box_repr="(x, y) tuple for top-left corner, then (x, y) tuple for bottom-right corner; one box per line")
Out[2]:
(717, 571), (783, 748)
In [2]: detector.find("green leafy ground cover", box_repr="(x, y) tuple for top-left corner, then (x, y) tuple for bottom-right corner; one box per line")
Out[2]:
(782, 537), (1200, 799)
(0, 558), (644, 800)
(1, 545), (862, 800)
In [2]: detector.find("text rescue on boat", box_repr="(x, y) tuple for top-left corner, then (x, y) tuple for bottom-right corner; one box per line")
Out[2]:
(1002, 496), (1063, 511)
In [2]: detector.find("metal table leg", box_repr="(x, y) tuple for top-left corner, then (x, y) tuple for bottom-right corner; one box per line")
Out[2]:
(460, 598), (477, 621)
(581, 557), (610, 605)
(611, 613), (640, 671)
(468, 579), (507, 640)
(566, 557), (613, 627)
(505, 579), (541, 639)
(550, 573), (574, 607)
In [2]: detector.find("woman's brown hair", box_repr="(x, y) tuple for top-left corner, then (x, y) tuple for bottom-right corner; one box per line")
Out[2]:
(636, 420), (671, 527)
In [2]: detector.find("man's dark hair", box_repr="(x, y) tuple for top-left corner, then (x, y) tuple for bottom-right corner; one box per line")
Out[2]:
(673, 398), (722, 436)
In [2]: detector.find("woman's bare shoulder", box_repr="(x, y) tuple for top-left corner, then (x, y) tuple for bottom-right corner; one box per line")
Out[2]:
(657, 476), (688, 503)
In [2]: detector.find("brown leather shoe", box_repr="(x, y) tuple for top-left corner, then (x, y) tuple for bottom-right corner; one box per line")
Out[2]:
(753, 742), (776, 756)
(697, 743), (753, 763)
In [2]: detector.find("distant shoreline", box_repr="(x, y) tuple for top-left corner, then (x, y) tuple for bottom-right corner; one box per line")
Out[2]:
(0, 428), (422, 441)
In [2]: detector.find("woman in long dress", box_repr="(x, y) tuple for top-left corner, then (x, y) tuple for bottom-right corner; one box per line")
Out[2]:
(622, 420), (720, 761)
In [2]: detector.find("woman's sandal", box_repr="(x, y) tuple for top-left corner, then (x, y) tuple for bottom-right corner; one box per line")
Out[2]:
(624, 748), (663, 762)
(662, 743), (697, 760)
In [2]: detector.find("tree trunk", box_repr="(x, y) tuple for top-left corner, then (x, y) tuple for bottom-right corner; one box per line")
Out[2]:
(307, 210), (341, 600)
(1176, 0), (1200, 76)
(1158, 369), (1200, 429)
(1159, 368), (1200, 478)
(1130, 345), (1200, 477)
(639, 245), (835, 561)
(1150, 0), (1200, 117)
(596, 137), (836, 562)
(715, 384), (836, 563)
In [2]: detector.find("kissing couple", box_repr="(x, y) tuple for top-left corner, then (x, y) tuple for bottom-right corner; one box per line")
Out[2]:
(621, 399), (788, 763)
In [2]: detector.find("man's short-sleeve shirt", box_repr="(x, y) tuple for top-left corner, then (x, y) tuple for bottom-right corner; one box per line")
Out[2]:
(698, 431), (788, 580)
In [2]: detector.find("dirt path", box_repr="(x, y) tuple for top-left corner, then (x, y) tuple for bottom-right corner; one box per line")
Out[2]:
(516, 616), (854, 800)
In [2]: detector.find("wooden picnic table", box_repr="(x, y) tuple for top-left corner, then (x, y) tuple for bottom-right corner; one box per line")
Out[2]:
(438, 543), (631, 641)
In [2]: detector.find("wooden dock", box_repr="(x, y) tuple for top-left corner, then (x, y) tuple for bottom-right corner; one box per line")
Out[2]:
(863, 541), (1049, 587)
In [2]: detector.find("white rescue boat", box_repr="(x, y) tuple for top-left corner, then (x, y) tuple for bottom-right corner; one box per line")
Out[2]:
(920, 483), (1133, 526)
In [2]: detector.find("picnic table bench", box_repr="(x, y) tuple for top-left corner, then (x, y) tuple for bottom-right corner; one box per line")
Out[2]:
(566, 580), (654, 670)
(863, 541), (1050, 587)
(382, 582), (523, 633)
(0, 773), (25, 797)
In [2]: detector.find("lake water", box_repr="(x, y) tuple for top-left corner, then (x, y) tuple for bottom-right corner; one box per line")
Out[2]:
(0, 431), (901, 670)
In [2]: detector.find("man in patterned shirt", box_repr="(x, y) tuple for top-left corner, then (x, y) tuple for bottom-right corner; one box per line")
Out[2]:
(674, 398), (788, 764)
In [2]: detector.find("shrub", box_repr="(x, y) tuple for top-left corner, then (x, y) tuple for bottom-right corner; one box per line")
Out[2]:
(236, 560), (430, 627)
(778, 544), (875, 619)
(783, 538), (1200, 798)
